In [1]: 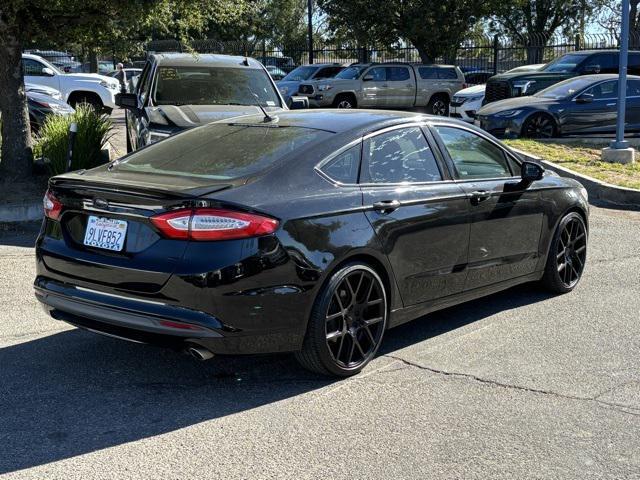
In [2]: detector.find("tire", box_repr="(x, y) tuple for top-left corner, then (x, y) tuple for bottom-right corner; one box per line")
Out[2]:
(332, 94), (357, 109)
(295, 263), (388, 377)
(68, 93), (103, 112)
(521, 113), (558, 139)
(540, 212), (587, 293)
(427, 94), (449, 116)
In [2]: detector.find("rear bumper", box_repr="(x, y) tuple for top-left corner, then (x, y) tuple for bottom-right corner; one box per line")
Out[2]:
(34, 276), (304, 355)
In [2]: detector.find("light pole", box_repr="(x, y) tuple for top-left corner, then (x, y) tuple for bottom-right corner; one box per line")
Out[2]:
(612, 0), (631, 149)
(307, 0), (314, 64)
(603, 0), (635, 163)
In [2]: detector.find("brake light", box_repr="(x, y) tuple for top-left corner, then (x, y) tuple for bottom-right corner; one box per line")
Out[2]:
(43, 190), (63, 220)
(151, 208), (279, 241)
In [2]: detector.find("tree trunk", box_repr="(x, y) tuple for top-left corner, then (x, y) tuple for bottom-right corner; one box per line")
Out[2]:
(0, 34), (33, 180)
(415, 44), (433, 64)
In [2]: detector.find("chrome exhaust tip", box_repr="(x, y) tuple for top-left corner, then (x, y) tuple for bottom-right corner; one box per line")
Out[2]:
(187, 346), (214, 361)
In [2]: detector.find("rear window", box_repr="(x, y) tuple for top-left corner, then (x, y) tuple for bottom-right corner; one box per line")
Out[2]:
(117, 124), (331, 180)
(153, 66), (280, 107)
(438, 68), (458, 79)
(418, 67), (438, 79)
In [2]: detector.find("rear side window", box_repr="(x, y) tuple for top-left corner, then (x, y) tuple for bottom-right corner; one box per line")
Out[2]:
(118, 124), (331, 180)
(418, 67), (438, 79)
(387, 67), (410, 81)
(434, 126), (512, 179)
(362, 127), (442, 183)
(438, 68), (458, 79)
(320, 144), (361, 183)
(314, 67), (343, 79)
(584, 80), (618, 99)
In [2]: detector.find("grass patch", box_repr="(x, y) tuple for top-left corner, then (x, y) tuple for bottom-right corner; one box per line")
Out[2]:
(504, 139), (640, 190)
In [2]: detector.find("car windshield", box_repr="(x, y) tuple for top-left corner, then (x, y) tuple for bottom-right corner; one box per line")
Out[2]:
(153, 66), (281, 107)
(335, 66), (367, 79)
(117, 124), (331, 180)
(535, 77), (597, 99)
(542, 54), (587, 73)
(282, 66), (317, 81)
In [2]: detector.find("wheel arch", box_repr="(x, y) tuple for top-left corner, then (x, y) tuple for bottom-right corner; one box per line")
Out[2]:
(333, 91), (358, 107)
(67, 90), (103, 106)
(521, 110), (560, 136)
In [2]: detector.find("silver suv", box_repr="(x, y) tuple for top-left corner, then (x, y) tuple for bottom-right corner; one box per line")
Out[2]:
(298, 62), (465, 115)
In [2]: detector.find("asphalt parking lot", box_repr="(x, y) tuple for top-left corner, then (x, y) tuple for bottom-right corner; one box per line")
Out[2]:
(1, 205), (639, 479)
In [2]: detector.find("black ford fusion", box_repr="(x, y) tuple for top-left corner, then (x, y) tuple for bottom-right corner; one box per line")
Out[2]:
(476, 74), (640, 138)
(35, 109), (589, 377)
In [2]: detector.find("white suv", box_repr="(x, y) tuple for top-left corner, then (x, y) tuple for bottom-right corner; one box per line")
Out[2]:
(22, 53), (120, 113)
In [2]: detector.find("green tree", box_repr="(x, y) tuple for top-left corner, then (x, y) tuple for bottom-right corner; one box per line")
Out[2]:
(0, 0), (244, 179)
(318, 0), (491, 63)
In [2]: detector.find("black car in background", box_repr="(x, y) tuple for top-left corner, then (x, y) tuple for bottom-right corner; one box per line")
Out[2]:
(477, 74), (640, 138)
(27, 91), (75, 133)
(35, 110), (589, 377)
(115, 53), (288, 152)
(484, 50), (640, 104)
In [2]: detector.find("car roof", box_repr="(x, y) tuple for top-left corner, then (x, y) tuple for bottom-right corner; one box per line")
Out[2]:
(566, 50), (640, 55)
(222, 109), (469, 135)
(575, 74), (640, 81)
(149, 53), (265, 69)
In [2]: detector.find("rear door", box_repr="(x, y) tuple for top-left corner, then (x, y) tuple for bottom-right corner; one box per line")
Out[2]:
(562, 80), (618, 134)
(360, 125), (470, 306)
(385, 66), (415, 108)
(430, 124), (544, 290)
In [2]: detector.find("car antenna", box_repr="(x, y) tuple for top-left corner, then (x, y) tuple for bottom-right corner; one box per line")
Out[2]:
(251, 92), (275, 123)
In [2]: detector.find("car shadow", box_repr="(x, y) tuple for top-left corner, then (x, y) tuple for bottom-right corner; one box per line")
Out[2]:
(0, 283), (552, 474)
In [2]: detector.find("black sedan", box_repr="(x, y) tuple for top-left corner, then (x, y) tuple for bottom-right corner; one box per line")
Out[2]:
(476, 74), (640, 138)
(27, 91), (75, 134)
(34, 110), (589, 377)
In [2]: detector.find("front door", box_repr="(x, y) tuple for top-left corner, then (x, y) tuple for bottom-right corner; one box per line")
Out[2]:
(361, 125), (470, 306)
(361, 66), (390, 108)
(384, 66), (415, 108)
(430, 124), (544, 290)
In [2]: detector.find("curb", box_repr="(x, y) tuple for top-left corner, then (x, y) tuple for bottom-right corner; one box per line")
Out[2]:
(511, 148), (640, 208)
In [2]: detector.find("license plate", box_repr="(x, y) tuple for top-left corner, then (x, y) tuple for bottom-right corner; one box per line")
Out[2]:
(83, 216), (128, 252)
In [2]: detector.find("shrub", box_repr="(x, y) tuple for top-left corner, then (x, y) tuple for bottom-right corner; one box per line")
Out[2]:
(36, 105), (113, 176)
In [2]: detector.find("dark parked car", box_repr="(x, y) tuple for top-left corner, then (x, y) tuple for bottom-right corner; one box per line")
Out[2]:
(276, 63), (344, 103)
(35, 110), (589, 377)
(116, 53), (289, 152)
(26, 91), (75, 133)
(484, 50), (640, 104)
(476, 74), (640, 138)
(463, 71), (494, 85)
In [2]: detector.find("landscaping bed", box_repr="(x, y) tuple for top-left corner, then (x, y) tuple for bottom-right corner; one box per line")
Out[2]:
(504, 139), (640, 190)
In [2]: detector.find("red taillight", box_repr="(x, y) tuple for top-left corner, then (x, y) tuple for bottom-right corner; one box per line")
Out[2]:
(150, 208), (279, 241)
(43, 190), (63, 220)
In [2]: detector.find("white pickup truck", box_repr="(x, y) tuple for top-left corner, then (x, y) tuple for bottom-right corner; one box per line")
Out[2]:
(22, 53), (120, 113)
(297, 62), (465, 115)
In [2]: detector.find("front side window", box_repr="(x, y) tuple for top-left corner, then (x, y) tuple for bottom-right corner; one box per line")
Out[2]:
(153, 66), (281, 107)
(336, 66), (367, 80)
(543, 54), (588, 73)
(583, 53), (617, 72)
(23, 59), (46, 76)
(320, 144), (361, 183)
(362, 127), (442, 184)
(366, 67), (386, 81)
(584, 80), (618, 100)
(434, 126), (512, 179)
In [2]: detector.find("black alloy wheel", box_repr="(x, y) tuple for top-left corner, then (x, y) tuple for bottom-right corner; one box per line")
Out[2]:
(522, 113), (557, 138)
(333, 94), (356, 109)
(541, 212), (587, 293)
(296, 263), (388, 376)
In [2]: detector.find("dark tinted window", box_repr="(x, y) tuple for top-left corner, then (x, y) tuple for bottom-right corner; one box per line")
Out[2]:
(23, 59), (46, 76)
(438, 68), (458, 79)
(628, 79), (640, 96)
(153, 66), (280, 107)
(387, 67), (410, 81)
(584, 80), (618, 99)
(282, 66), (316, 82)
(314, 67), (343, 79)
(118, 124), (330, 180)
(435, 126), (512, 179)
(320, 144), (361, 183)
(366, 67), (386, 81)
(137, 62), (152, 103)
(630, 53), (640, 70)
(363, 127), (442, 183)
(584, 53), (617, 72)
(418, 67), (438, 79)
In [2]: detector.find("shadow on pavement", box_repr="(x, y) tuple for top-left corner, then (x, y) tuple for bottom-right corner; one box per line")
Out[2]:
(0, 283), (552, 474)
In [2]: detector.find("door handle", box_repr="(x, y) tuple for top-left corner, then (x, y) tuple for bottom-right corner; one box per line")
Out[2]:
(606, 102), (616, 107)
(373, 199), (401, 213)
(470, 190), (491, 204)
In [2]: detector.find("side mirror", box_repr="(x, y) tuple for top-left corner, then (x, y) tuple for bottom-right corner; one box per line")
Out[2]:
(575, 92), (594, 104)
(583, 64), (601, 74)
(289, 96), (309, 110)
(362, 74), (373, 82)
(115, 92), (138, 110)
(521, 160), (544, 183)
(42, 67), (55, 77)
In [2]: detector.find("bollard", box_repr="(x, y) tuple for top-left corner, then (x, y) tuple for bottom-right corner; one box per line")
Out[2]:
(66, 122), (78, 172)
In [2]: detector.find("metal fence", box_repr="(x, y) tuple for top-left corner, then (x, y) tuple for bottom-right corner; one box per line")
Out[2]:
(146, 32), (635, 75)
